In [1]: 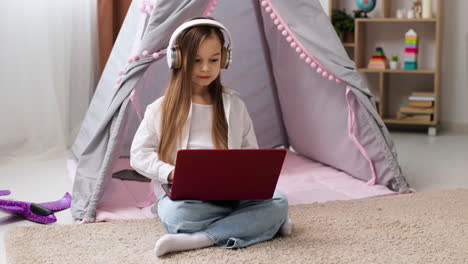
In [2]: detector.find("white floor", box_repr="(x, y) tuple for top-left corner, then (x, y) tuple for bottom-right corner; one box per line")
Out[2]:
(1, 131), (468, 263)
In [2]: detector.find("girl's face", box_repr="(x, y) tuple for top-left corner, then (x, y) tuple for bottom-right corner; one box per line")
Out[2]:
(191, 34), (222, 91)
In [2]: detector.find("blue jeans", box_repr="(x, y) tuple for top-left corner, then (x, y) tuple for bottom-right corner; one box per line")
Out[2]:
(157, 191), (288, 248)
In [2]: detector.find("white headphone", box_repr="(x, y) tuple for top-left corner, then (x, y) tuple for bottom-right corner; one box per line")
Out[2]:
(166, 19), (233, 69)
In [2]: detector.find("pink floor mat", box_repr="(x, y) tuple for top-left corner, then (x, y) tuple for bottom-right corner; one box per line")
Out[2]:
(276, 151), (395, 205)
(68, 150), (396, 222)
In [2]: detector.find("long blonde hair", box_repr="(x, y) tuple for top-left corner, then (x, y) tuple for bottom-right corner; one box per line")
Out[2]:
(158, 20), (228, 164)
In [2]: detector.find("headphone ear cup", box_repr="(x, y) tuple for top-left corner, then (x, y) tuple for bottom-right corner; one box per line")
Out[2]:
(169, 46), (182, 69)
(221, 47), (232, 69)
(169, 47), (175, 69)
(173, 47), (182, 69)
(224, 47), (232, 69)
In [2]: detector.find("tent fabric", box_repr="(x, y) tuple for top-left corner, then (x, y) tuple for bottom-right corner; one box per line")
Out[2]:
(70, 0), (409, 222)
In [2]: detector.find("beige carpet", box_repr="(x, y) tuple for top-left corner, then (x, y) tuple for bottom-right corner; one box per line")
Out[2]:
(5, 189), (468, 264)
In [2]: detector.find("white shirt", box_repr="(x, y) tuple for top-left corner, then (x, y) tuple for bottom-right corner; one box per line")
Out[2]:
(187, 103), (214, 150)
(130, 88), (259, 200)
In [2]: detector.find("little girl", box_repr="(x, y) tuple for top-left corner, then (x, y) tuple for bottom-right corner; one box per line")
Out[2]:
(130, 17), (291, 257)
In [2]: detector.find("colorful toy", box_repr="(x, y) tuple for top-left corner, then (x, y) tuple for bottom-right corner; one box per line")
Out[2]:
(368, 47), (389, 69)
(404, 29), (418, 70)
(0, 190), (72, 224)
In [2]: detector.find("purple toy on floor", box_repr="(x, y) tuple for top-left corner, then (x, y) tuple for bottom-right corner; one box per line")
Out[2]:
(0, 190), (72, 224)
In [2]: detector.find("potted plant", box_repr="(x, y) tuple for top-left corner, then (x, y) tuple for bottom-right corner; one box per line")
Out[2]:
(390, 55), (399, 70)
(353, 9), (366, 19)
(332, 9), (355, 42)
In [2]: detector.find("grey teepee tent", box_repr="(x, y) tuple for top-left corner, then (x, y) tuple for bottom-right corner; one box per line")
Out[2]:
(70, 0), (409, 222)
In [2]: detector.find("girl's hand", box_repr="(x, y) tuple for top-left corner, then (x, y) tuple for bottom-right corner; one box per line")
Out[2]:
(168, 171), (174, 181)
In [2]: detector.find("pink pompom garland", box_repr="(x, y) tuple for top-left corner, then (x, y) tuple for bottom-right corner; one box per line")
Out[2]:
(202, 0), (218, 17)
(140, 0), (154, 15)
(262, 0), (343, 84)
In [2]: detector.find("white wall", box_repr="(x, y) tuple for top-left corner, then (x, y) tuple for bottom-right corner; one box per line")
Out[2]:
(440, 0), (468, 131)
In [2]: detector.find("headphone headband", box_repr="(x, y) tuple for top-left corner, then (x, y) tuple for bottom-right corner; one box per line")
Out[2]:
(166, 19), (233, 69)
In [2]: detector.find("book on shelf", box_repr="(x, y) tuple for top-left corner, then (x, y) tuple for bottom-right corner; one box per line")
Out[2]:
(408, 96), (435, 101)
(399, 105), (434, 114)
(408, 100), (433, 107)
(396, 112), (432, 122)
(408, 92), (435, 101)
(411, 92), (435, 97)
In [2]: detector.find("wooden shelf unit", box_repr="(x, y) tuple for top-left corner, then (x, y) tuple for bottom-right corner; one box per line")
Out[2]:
(383, 118), (436, 126)
(343, 42), (355, 47)
(357, 68), (435, 74)
(328, 0), (443, 135)
(356, 18), (437, 23)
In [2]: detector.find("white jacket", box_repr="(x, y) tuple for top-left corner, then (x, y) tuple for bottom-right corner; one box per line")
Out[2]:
(130, 88), (259, 188)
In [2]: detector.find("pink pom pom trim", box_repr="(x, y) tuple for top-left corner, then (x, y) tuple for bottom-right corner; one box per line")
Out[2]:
(152, 53), (160, 59)
(142, 50), (149, 57)
(140, 0), (154, 14)
(263, 0), (338, 84)
(202, 0), (217, 17)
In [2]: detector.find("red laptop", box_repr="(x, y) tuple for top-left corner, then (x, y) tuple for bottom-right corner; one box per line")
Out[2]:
(161, 149), (287, 201)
